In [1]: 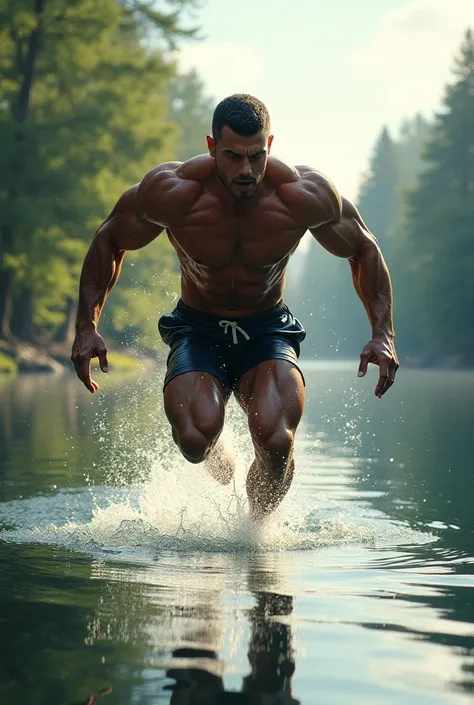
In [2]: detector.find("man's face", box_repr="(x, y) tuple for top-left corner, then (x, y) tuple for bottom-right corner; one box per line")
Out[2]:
(207, 126), (273, 200)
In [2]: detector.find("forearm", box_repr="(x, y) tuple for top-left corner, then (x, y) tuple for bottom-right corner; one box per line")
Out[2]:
(76, 232), (124, 331)
(349, 243), (394, 339)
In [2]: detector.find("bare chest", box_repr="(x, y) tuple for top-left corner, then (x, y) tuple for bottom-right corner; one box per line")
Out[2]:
(168, 194), (305, 268)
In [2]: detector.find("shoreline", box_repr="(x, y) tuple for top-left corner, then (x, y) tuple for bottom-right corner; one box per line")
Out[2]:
(0, 339), (472, 375)
(0, 339), (159, 375)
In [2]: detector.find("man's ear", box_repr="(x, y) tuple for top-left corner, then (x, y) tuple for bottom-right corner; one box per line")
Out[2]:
(206, 135), (215, 157)
(267, 135), (274, 153)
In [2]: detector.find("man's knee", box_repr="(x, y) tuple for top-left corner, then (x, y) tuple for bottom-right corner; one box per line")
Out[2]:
(176, 426), (215, 464)
(251, 425), (294, 465)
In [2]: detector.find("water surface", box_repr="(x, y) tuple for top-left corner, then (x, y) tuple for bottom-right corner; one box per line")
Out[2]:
(1, 363), (473, 704)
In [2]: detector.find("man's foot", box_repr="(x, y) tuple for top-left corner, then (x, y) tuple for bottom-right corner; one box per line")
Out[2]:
(246, 458), (295, 519)
(205, 441), (235, 485)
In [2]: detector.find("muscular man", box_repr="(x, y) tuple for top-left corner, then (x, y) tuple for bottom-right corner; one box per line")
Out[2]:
(71, 94), (399, 519)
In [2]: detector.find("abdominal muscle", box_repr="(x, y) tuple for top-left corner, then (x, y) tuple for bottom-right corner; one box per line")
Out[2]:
(178, 256), (288, 318)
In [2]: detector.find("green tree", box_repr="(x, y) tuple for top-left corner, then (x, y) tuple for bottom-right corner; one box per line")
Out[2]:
(290, 127), (400, 362)
(169, 68), (214, 160)
(0, 0), (198, 343)
(396, 113), (431, 190)
(357, 126), (398, 257)
(384, 115), (432, 360)
(404, 28), (474, 363)
(101, 69), (215, 351)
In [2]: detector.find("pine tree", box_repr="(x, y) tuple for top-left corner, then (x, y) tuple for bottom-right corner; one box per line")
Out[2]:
(396, 114), (431, 190)
(291, 130), (400, 361)
(357, 126), (399, 255)
(0, 0), (199, 343)
(169, 69), (214, 160)
(405, 28), (474, 363)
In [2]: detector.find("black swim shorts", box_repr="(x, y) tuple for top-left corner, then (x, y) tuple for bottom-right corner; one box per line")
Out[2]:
(158, 300), (306, 391)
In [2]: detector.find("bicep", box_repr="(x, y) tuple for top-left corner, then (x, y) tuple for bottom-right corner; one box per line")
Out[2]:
(98, 185), (164, 252)
(310, 197), (378, 259)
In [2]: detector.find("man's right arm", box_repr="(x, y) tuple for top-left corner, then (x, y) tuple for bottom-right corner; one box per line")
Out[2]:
(71, 166), (177, 393)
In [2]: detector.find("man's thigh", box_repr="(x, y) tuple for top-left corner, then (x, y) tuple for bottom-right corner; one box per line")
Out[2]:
(164, 371), (229, 436)
(235, 360), (305, 435)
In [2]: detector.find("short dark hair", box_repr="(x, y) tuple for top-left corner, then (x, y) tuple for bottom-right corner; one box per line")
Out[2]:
(212, 94), (270, 141)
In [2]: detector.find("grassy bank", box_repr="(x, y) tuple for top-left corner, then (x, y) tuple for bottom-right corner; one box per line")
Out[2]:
(0, 346), (153, 375)
(90, 350), (148, 373)
(0, 352), (17, 374)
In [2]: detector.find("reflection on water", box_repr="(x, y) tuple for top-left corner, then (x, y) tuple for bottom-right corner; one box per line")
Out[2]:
(164, 591), (297, 705)
(83, 552), (300, 704)
(1, 367), (474, 704)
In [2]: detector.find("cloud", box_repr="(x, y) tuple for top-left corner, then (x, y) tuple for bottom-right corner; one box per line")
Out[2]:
(352, 0), (474, 119)
(176, 41), (264, 100)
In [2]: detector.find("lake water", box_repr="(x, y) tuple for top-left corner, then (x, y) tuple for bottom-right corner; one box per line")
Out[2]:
(1, 363), (474, 704)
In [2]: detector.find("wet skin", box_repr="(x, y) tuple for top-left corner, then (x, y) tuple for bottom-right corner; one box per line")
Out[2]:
(71, 126), (399, 518)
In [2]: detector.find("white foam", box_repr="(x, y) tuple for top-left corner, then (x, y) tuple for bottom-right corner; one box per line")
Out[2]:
(0, 396), (436, 559)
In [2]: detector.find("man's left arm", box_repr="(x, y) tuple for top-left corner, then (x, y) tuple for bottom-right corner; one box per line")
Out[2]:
(310, 196), (399, 398)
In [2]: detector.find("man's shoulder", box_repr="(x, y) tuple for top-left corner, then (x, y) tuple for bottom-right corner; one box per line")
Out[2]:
(136, 155), (214, 225)
(266, 157), (333, 189)
(270, 159), (342, 228)
(143, 155), (214, 188)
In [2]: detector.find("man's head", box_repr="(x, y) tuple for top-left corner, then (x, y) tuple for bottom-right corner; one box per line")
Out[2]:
(207, 94), (273, 200)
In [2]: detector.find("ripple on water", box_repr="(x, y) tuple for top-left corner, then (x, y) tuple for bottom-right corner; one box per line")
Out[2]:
(0, 451), (435, 560)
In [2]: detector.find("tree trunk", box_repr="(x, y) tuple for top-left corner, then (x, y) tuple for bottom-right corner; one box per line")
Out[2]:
(14, 0), (45, 124)
(0, 222), (14, 338)
(0, 268), (14, 339)
(55, 297), (77, 343)
(1, 1), (46, 341)
(11, 285), (35, 342)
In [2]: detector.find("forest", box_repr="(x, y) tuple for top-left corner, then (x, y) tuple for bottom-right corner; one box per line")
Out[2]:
(0, 1), (473, 368)
(291, 29), (474, 368)
(0, 0), (212, 359)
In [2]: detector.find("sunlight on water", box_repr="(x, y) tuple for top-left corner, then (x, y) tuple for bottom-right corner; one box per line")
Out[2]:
(0, 370), (437, 556)
(0, 388), (435, 559)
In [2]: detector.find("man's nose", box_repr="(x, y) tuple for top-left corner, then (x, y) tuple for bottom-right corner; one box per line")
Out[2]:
(240, 158), (253, 177)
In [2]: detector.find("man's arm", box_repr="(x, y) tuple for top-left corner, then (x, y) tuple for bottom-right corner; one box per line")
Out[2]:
(71, 164), (182, 393)
(310, 195), (399, 398)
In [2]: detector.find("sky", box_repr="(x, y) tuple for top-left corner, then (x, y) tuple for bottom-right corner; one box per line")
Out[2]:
(176, 0), (474, 200)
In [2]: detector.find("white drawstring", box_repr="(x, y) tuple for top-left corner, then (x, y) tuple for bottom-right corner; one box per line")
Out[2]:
(219, 320), (250, 344)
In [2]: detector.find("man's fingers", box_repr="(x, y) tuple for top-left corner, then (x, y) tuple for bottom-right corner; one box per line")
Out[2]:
(375, 360), (390, 398)
(375, 375), (389, 398)
(379, 360), (399, 397)
(71, 331), (109, 393)
(389, 360), (399, 383)
(98, 348), (109, 373)
(375, 359), (399, 398)
(377, 376), (393, 398)
(81, 357), (97, 393)
(358, 351), (370, 377)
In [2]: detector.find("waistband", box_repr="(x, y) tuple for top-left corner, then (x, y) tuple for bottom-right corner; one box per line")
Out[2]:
(176, 299), (289, 326)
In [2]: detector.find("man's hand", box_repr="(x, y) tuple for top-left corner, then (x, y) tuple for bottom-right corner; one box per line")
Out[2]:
(71, 327), (109, 393)
(358, 337), (399, 398)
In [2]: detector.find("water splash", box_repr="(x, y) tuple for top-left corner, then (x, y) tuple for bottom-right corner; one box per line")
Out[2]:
(0, 381), (436, 559)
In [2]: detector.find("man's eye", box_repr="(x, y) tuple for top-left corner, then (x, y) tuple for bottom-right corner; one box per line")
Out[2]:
(251, 154), (263, 161)
(229, 154), (240, 159)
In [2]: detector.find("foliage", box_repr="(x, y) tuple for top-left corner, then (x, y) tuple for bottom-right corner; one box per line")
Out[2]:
(401, 29), (474, 362)
(293, 29), (474, 367)
(0, 0), (211, 349)
(357, 126), (399, 255)
(0, 351), (17, 374)
(169, 68), (214, 159)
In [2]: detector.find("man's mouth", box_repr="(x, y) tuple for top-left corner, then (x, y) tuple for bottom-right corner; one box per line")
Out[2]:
(234, 180), (255, 189)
